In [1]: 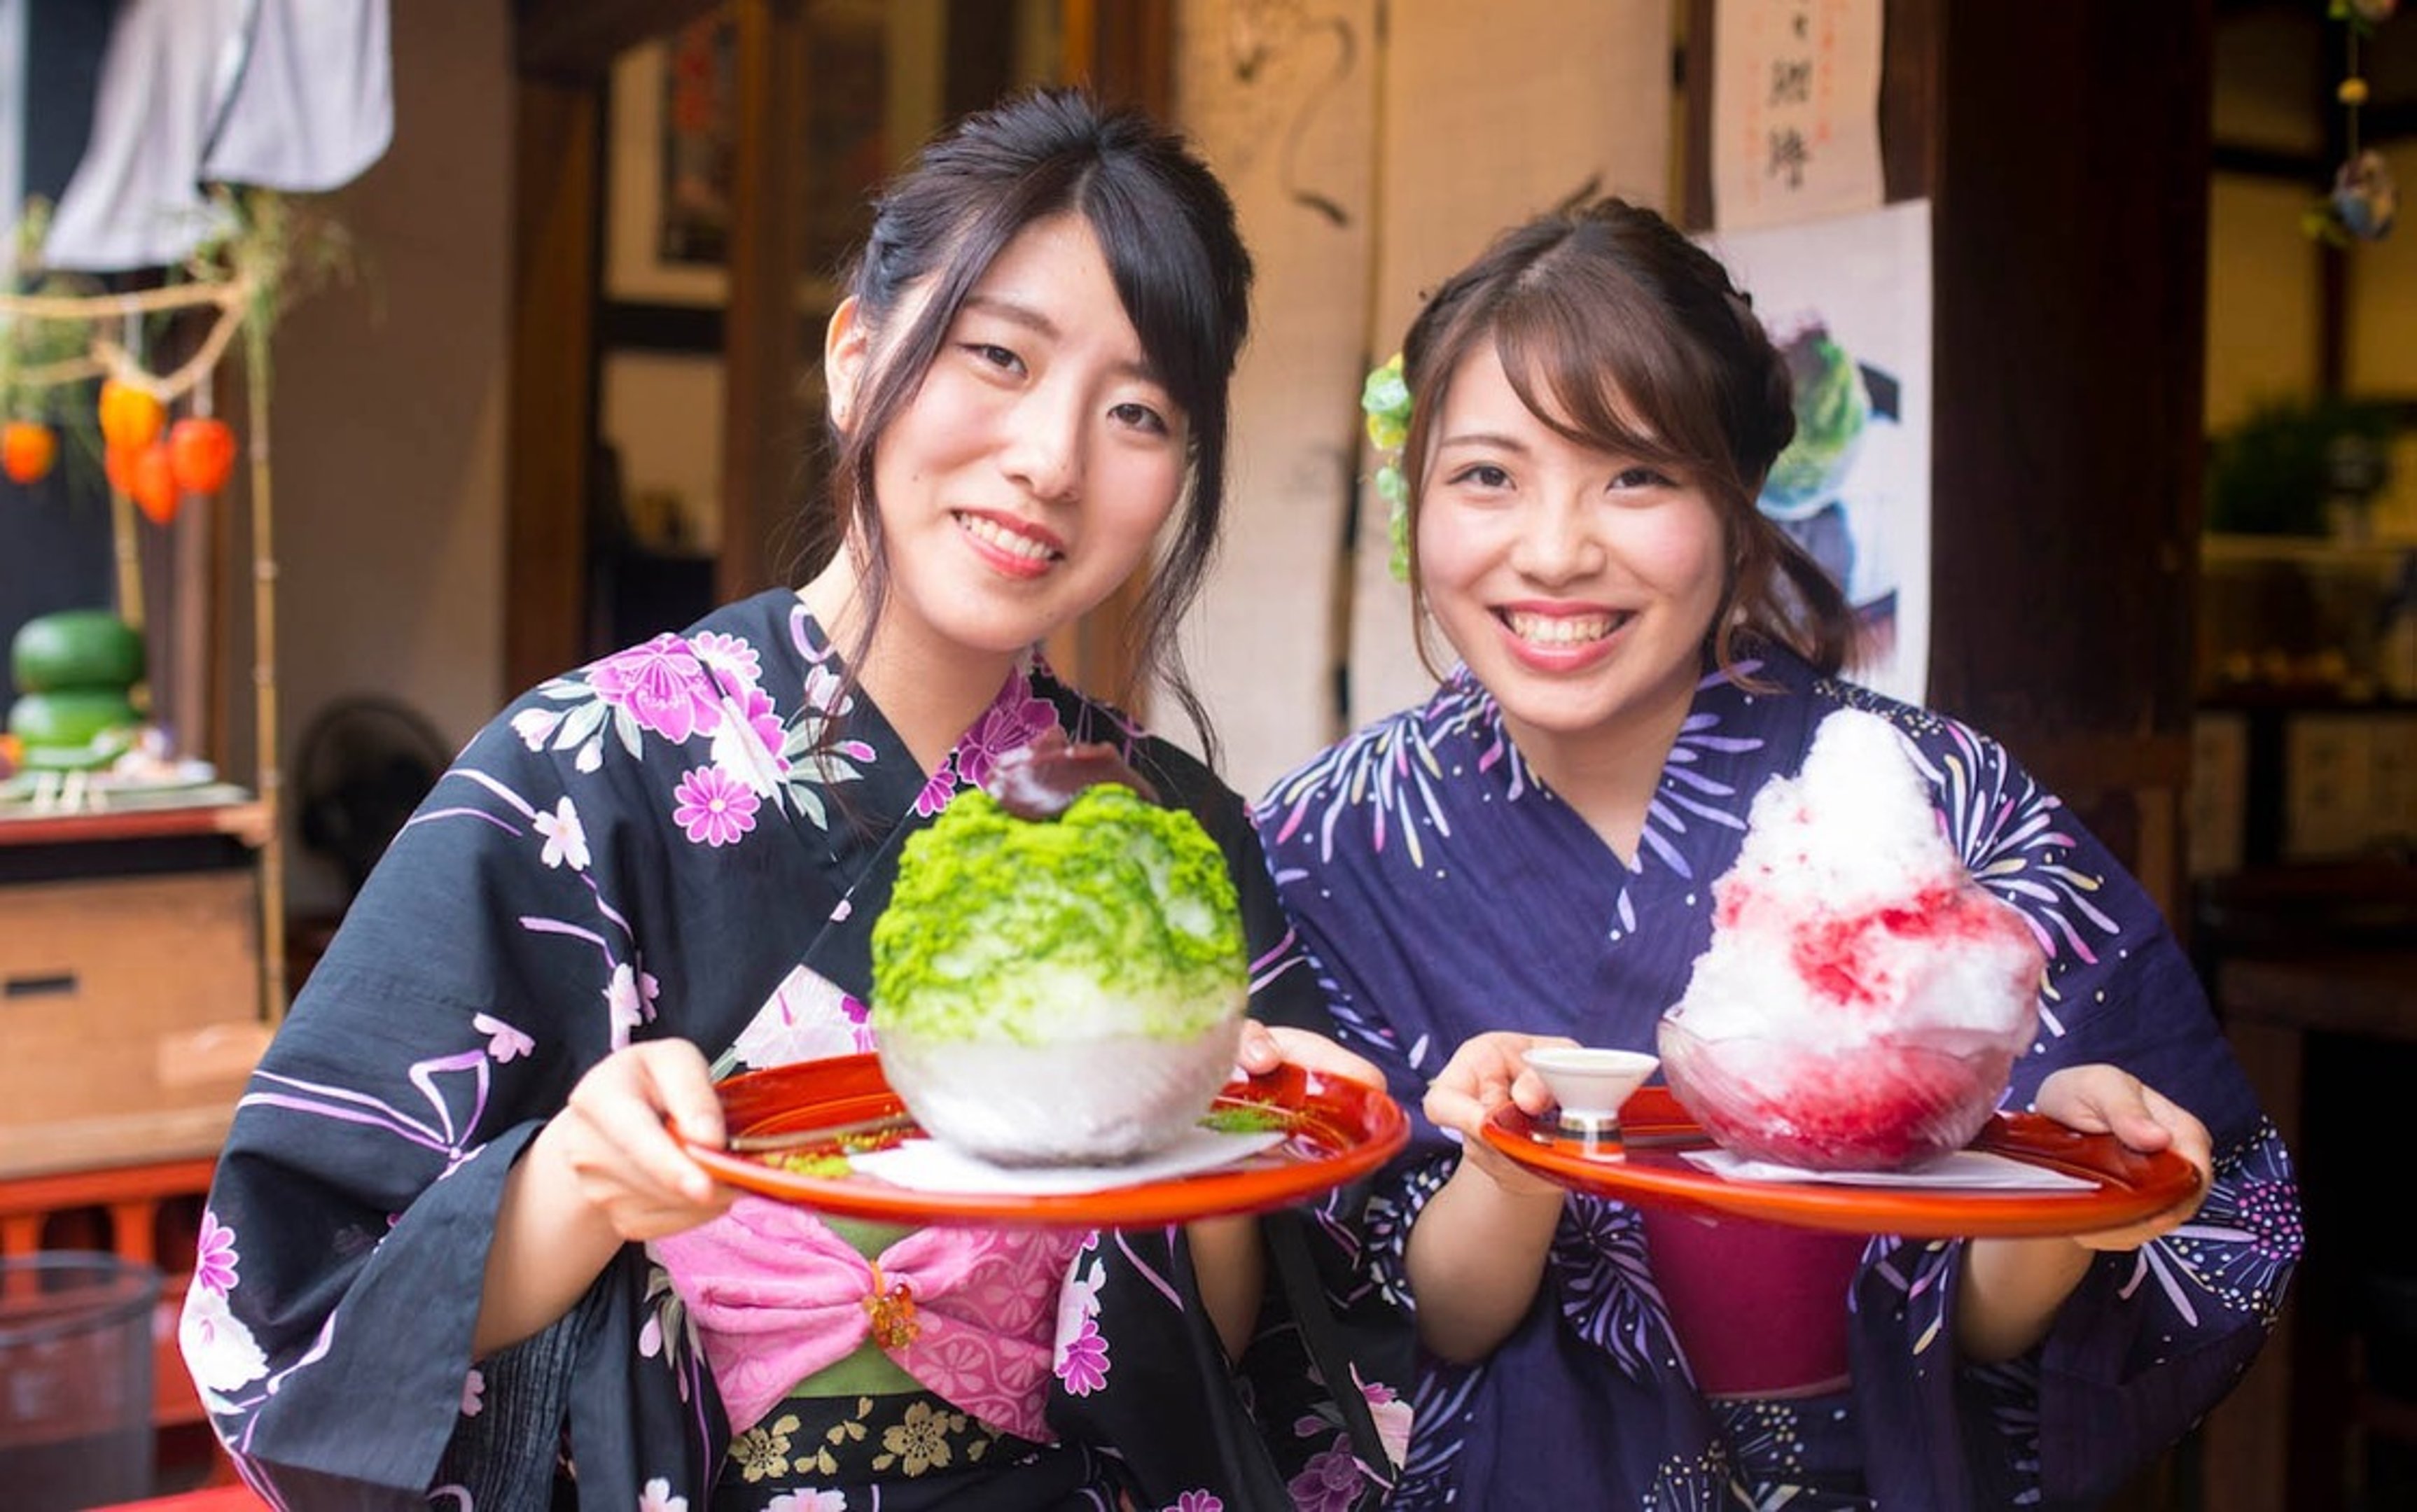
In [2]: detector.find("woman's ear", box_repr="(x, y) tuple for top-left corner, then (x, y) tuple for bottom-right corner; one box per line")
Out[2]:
(824, 295), (869, 433)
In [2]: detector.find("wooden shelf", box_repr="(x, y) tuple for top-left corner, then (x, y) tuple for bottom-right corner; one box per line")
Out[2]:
(0, 797), (270, 850)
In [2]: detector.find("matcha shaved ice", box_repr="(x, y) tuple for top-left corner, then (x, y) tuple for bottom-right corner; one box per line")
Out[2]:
(875, 785), (1247, 1046)
(870, 745), (1250, 1165)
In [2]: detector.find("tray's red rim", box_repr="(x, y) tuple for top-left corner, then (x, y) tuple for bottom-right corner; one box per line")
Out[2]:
(1481, 1086), (2203, 1238)
(688, 1052), (1409, 1228)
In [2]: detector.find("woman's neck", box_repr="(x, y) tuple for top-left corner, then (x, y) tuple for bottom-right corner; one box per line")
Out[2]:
(797, 560), (1019, 777)
(1500, 681), (1697, 867)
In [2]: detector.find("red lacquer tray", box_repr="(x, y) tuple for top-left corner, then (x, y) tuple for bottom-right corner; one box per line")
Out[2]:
(689, 1052), (1409, 1228)
(1482, 1086), (2203, 1238)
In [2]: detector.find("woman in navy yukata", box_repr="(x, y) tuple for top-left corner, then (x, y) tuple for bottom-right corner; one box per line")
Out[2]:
(180, 90), (1408, 1511)
(1253, 197), (2303, 1508)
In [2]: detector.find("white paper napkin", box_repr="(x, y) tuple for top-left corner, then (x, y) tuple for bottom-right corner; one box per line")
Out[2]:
(1680, 1147), (2098, 1191)
(852, 1126), (1286, 1196)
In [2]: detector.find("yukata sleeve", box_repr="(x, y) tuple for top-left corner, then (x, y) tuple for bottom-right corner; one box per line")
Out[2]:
(1861, 717), (2302, 1506)
(1248, 789), (1461, 1331)
(180, 715), (704, 1506)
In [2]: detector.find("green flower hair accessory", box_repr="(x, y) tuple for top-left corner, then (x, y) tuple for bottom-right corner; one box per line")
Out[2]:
(1360, 353), (1413, 582)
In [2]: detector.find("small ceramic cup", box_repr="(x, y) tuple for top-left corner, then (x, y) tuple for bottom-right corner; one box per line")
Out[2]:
(1523, 1046), (1659, 1135)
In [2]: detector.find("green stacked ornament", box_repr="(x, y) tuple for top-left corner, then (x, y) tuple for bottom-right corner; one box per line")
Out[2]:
(8, 609), (146, 769)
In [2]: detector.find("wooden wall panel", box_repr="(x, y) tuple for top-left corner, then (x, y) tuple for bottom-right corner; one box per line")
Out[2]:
(1923, 4), (2212, 762)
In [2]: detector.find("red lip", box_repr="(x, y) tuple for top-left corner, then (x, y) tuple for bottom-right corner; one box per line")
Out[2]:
(954, 510), (1064, 580)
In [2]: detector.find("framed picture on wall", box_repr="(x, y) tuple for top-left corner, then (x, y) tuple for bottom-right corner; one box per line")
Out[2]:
(606, 31), (727, 307)
(802, 1), (886, 290)
(603, 4), (893, 310)
(657, 15), (737, 270)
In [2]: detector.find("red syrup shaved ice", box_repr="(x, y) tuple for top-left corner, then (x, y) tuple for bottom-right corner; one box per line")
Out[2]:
(1657, 709), (2047, 1172)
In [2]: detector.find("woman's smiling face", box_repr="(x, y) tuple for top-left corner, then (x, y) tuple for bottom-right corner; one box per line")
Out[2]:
(830, 211), (1189, 673)
(1415, 340), (1729, 763)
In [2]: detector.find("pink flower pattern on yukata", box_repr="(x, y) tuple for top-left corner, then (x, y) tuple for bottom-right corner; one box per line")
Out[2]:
(911, 670), (1060, 817)
(508, 704), (567, 750)
(687, 629), (763, 689)
(1289, 1443), (1365, 1512)
(193, 1210), (239, 1296)
(1055, 1317), (1109, 1396)
(713, 682), (790, 789)
(1366, 1390), (1412, 1473)
(954, 676), (1058, 794)
(605, 962), (662, 1048)
(534, 797), (590, 870)
(638, 1478), (688, 1512)
(911, 759), (961, 819)
(766, 1494), (847, 1512)
(1053, 1245), (1112, 1396)
(1286, 1366), (1405, 1500)
(472, 1012), (536, 1063)
(673, 766), (758, 846)
(1164, 1492), (1223, 1512)
(590, 635), (727, 745)
(1347, 1370), (1411, 1471)
(729, 967), (875, 1069)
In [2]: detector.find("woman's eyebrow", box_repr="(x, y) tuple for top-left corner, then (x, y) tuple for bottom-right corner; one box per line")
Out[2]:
(962, 291), (1057, 337)
(959, 293), (1164, 386)
(1435, 430), (1532, 454)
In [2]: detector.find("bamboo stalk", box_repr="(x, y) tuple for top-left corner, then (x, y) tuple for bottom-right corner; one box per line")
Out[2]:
(109, 483), (145, 633)
(0, 277), (246, 321)
(242, 313), (288, 1024)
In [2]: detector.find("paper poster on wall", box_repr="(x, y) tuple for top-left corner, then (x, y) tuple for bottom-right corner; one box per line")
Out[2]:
(1712, 0), (1883, 231)
(1701, 198), (1930, 704)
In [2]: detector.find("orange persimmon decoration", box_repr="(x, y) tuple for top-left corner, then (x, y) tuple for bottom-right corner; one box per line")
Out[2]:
(167, 416), (238, 495)
(97, 378), (165, 451)
(1, 420), (56, 484)
(129, 441), (179, 524)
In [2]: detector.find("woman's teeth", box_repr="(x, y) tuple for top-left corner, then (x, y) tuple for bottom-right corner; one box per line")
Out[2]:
(1505, 611), (1617, 645)
(959, 514), (1057, 561)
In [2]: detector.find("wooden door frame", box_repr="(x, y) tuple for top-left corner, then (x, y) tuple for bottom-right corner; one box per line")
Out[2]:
(504, 0), (1171, 700)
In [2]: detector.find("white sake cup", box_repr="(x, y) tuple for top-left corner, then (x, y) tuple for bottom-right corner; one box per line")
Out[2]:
(1523, 1046), (1659, 1135)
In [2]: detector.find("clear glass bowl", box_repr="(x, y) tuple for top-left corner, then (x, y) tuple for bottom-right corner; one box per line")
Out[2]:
(1655, 1010), (2033, 1172)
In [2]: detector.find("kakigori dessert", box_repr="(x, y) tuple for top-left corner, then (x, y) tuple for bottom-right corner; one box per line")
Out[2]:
(870, 729), (1249, 1166)
(1656, 708), (2048, 1171)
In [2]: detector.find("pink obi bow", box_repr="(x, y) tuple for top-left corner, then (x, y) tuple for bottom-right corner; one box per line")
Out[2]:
(652, 1195), (1083, 1442)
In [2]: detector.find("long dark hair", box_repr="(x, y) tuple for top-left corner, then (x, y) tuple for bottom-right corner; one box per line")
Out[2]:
(821, 87), (1253, 763)
(1395, 197), (1854, 681)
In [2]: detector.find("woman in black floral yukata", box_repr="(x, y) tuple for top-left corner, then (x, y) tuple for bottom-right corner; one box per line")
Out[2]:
(181, 89), (1407, 1512)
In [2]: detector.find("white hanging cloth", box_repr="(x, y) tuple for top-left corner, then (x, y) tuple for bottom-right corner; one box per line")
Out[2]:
(41, 0), (391, 272)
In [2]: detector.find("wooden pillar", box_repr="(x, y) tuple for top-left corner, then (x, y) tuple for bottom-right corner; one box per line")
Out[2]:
(503, 76), (601, 696)
(717, 0), (812, 606)
(1921, 4), (2211, 808)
